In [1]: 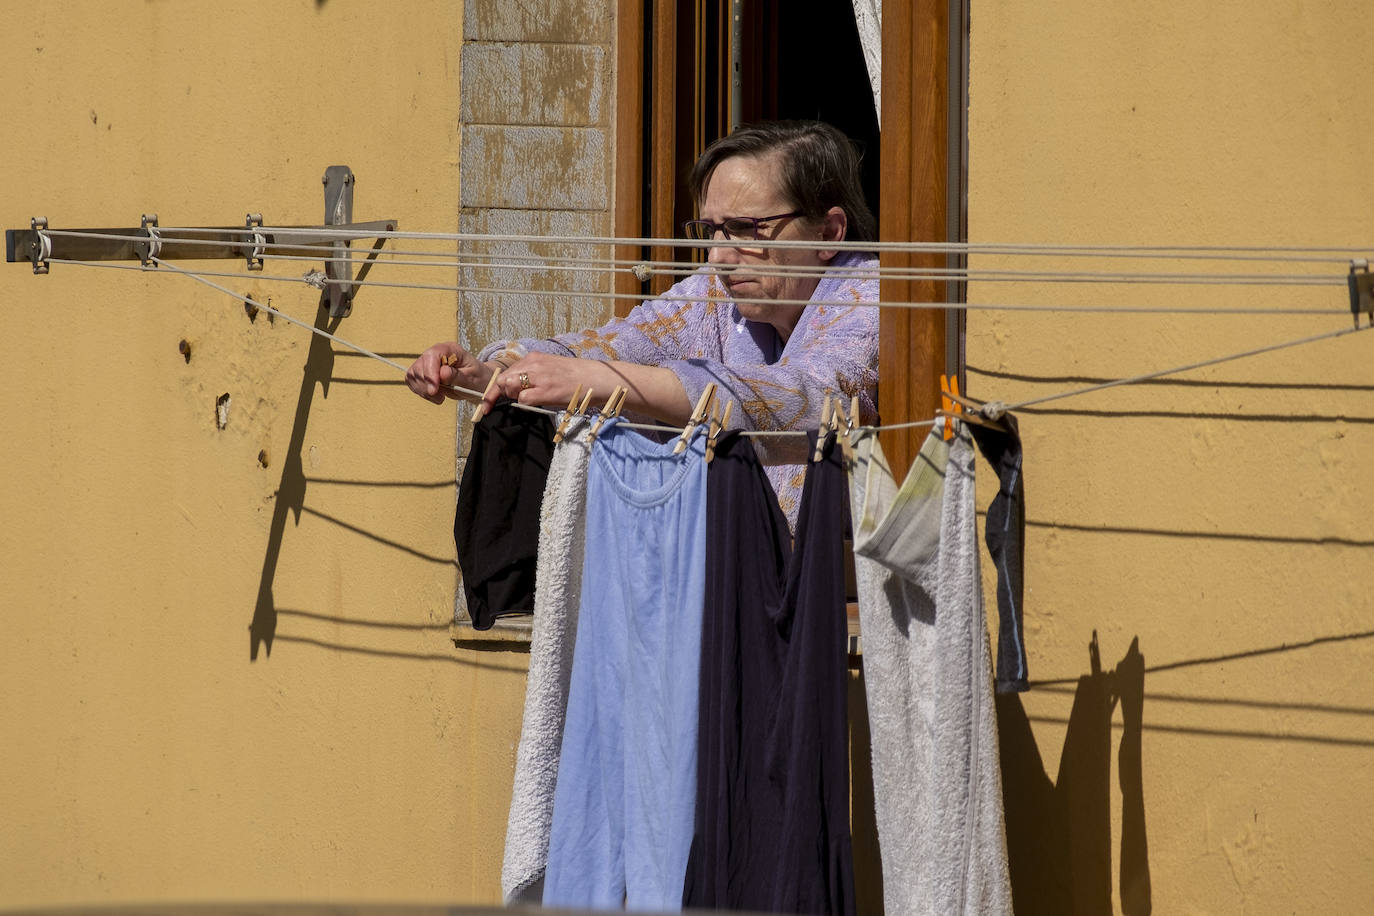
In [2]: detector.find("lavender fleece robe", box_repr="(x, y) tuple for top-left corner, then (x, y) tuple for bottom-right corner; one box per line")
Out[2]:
(479, 251), (879, 525)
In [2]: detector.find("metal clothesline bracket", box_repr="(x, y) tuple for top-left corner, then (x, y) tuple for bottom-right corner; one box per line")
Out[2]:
(322, 165), (355, 319)
(1349, 259), (1373, 328)
(245, 212), (266, 272)
(21, 216), (51, 274)
(4, 165), (395, 319)
(136, 213), (160, 267)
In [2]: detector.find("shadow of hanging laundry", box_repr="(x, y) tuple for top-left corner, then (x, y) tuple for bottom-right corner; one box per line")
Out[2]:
(996, 631), (1151, 915)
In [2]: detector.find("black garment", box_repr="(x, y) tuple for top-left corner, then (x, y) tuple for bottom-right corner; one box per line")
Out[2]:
(969, 413), (1030, 693)
(684, 430), (856, 915)
(453, 400), (554, 630)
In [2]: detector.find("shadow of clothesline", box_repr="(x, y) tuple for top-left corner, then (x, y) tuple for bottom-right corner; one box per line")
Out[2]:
(1016, 407), (1374, 424)
(1031, 627), (1374, 686)
(269, 633), (528, 672)
(1017, 519), (1374, 548)
(298, 504), (458, 566)
(968, 366), (1374, 394)
(277, 608), (452, 631)
(1033, 682), (1374, 718)
(303, 477), (455, 489)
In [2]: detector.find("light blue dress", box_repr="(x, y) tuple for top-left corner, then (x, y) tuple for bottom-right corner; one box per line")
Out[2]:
(541, 419), (709, 911)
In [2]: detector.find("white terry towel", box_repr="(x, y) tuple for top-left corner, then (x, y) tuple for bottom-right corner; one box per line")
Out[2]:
(847, 426), (1013, 916)
(501, 416), (592, 904)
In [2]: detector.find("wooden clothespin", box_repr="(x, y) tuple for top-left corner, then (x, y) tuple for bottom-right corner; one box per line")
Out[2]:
(704, 399), (733, 465)
(673, 383), (717, 455)
(586, 385), (627, 443)
(812, 394), (833, 463)
(829, 397), (847, 434)
(552, 385), (591, 444)
(830, 397), (855, 462)
(470, 367), (502, 424)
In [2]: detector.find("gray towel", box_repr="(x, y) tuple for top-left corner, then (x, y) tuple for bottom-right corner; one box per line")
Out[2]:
(847, 427), (1013, 915)
(501, 415), (592, 904)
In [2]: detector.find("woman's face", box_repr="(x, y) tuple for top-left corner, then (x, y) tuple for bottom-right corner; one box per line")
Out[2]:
(699, 153), (843, 340)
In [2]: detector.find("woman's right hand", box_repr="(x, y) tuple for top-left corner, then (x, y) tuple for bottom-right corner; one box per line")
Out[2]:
(405, 342), (493, 405)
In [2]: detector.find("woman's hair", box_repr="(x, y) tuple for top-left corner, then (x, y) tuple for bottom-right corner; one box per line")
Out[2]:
(688, 119), (877, 243)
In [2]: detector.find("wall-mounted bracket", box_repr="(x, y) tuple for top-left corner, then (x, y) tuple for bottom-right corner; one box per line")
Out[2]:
(136, 213), (160, 267)
(6, 168), (393, 321)
(1350, 260), (1373, 328)
(245, 213), (266, 271)
(23, 217), (51, 274)
(323, 165), (355, 318)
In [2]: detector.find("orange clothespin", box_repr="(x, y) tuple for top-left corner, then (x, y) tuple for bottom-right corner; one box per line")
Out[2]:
(470, 367), (502, 424)
(553, 385), (591, 444)
(937, 374), (1006, 434)
(939, 375), (957, 440)
(586, 386), (627, 444)
(812, 394), (833, 463)
(673, 383), (717, 455)
(704, 399), (733, 465)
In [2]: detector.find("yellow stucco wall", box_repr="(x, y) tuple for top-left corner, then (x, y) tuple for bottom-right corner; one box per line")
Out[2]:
(969, 2), (1374, 912)
(0, 0), (530, 906)
(7, 1), (1372, 913)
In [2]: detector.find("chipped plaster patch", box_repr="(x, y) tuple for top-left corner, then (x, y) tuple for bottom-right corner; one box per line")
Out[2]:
(215, 393), (231, 430)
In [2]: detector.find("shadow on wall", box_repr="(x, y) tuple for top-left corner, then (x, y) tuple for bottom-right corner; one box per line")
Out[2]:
(250, 298), (338, 660)
(245, 302), (459, 662)
(997, 632), (1152, 916)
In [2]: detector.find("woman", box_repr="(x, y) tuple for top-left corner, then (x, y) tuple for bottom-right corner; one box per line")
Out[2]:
(406, 119), (879, 523)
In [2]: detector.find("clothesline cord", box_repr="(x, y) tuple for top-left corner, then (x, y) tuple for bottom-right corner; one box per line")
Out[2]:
(150, 257), (410, 375)
(50, 228), (1347, 283)
(248, 249), (1348, 288)
(38, 228), (1362, 286)
(174, 224), (1374, 260)
(43, 225), (1374, 263)
(1003, 323), (1371, 412)
(147, 255), (805, 438)
(148, 255), (687, 435)
(146, 256), (1370, 439)
(48, 256), (1348, 317)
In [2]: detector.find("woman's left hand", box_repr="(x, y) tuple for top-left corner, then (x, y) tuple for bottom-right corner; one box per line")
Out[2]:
(490, 352), (602, 412)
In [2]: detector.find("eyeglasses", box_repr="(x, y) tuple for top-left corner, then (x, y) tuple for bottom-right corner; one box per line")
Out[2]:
(682, 210), (804, 242)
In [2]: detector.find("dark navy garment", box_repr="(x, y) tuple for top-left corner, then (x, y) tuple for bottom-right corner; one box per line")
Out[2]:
(453, 400), (554, 630)
(684, 430), (856, 915)
(969, 413), (1030, 693)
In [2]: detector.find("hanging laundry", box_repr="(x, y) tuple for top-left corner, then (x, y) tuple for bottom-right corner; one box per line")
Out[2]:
(683, 430), (856, 915)
(453, 400), (554, 629)
(846, 427), (1013, 916)
(501, 413), (594, 904)
(968, 414), (1030, 693)
(543, 419), (709, 911)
